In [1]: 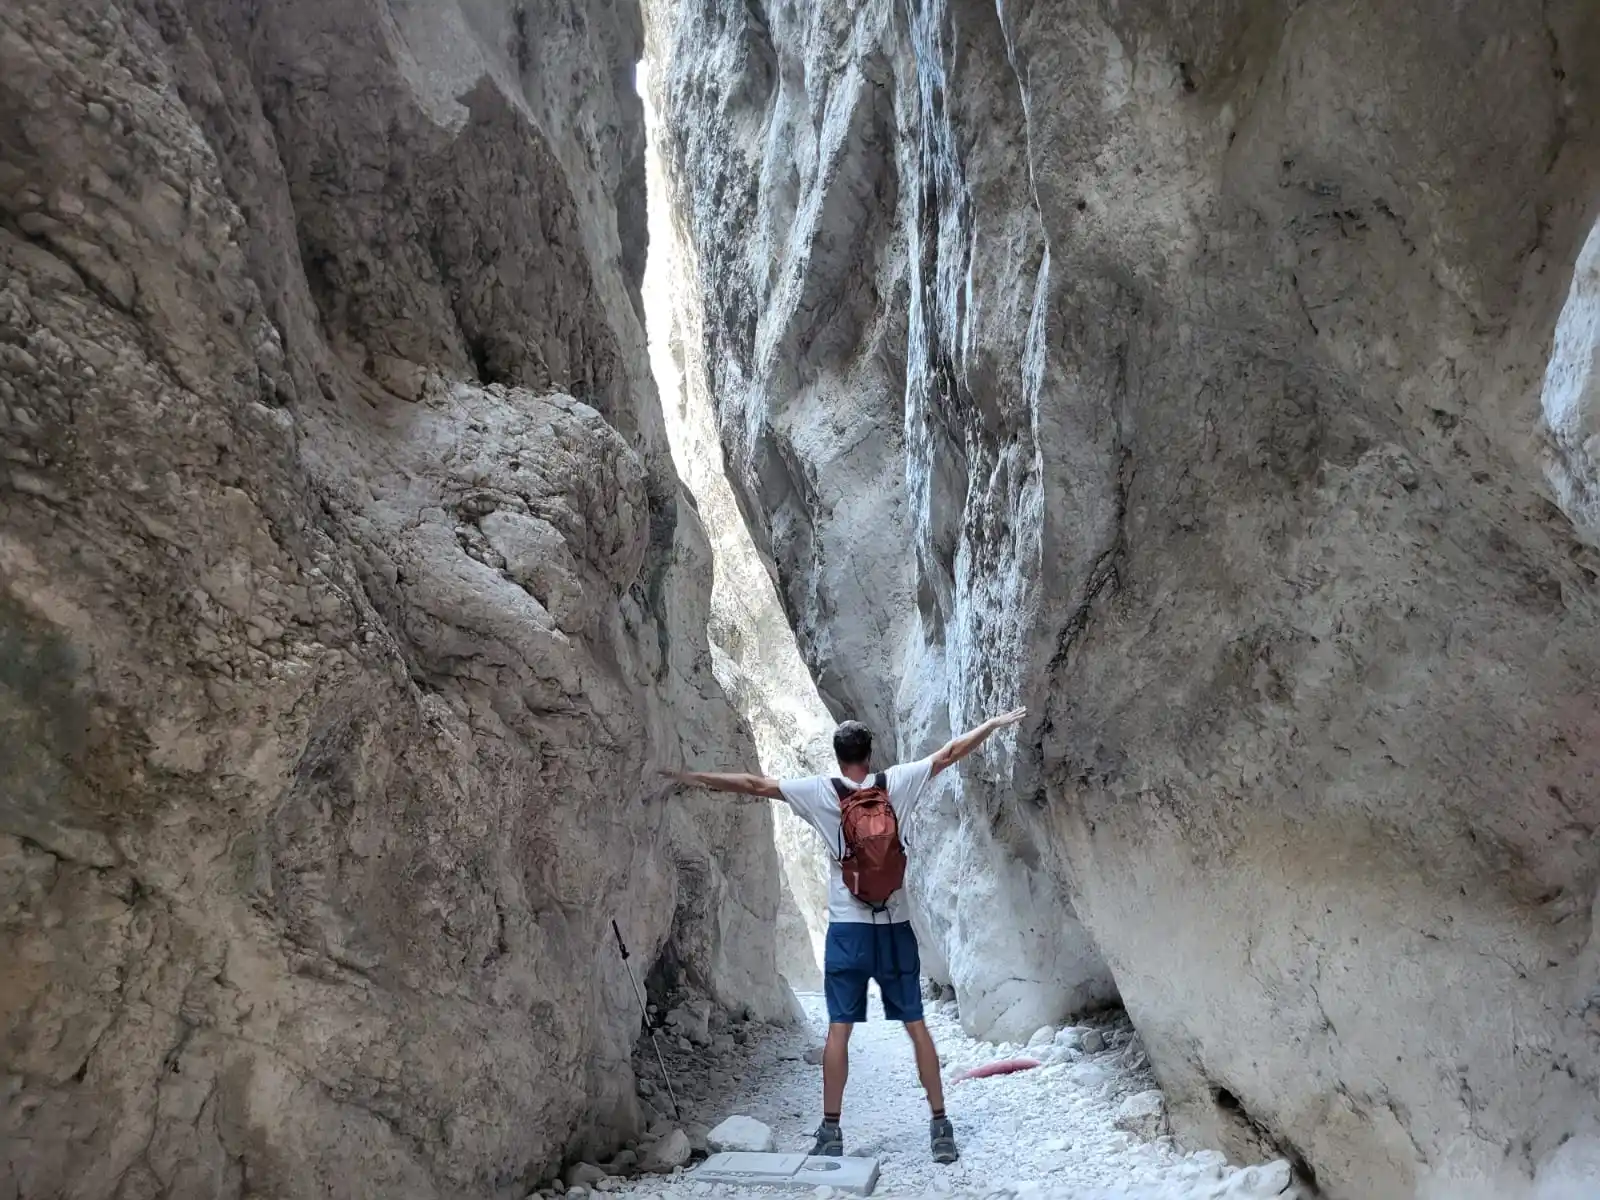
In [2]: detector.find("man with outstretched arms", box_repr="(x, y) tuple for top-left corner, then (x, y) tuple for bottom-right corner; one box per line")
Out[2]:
(661, 707), (1026, 1164)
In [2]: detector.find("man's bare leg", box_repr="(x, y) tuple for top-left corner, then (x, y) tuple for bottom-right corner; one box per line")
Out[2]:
(905, 1020), (944, 1112)
(810, 1023), (852, 1156)
(908, 1020), (959, 1162)
(823, 1022), (853, 1114)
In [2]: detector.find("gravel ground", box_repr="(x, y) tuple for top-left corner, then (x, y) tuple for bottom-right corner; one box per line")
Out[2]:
(595, 990), (1307, 1200)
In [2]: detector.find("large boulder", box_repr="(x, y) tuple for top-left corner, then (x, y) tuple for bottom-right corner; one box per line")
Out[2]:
(0, 1), (790, 1196)
(645, 0), (1600, 1195)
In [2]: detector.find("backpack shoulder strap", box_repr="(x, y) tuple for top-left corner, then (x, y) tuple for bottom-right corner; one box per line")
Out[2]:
(874, 772), (887, 792)
(831, 778), (854, 801)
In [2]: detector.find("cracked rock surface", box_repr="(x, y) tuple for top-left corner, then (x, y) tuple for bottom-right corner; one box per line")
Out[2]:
(0, 1), (790, 1196)
(645, 0), (1600, 1194)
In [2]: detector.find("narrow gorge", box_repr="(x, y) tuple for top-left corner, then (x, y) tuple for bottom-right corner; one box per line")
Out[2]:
(3, 1), (1599, 1199)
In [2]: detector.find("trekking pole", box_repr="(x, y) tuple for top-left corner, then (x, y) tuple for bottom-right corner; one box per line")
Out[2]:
(611, 919), (681, 1120)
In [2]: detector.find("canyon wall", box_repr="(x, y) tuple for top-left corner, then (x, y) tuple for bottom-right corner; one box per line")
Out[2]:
(0, 1), (790, 1197)
(641, 69), (833, 986)
(646, 0), (1600, 1195)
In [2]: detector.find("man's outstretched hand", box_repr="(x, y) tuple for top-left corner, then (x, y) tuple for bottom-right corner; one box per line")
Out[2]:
(931, 705), (1029, 776)
(654, 767), (783, 799)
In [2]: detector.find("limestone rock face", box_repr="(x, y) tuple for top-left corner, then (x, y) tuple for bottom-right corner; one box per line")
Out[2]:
(647, 0), (1600, 1194)
(0, 1), (789, 1197)
(646, 0), (1120, 1040)
(642, 66), (833, 987)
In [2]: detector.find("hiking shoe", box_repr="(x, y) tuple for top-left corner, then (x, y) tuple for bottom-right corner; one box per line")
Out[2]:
(930, 1116), (959, 1163)
(811, 1121), (844, 1157)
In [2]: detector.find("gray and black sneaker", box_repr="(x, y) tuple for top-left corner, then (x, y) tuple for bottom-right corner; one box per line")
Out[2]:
(811, 1121), (844, 1157)
(930, 1116), (959, 1164)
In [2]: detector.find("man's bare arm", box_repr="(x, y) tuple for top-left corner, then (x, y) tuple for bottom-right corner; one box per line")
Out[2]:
(658, 768), (783, 799)
(929, 707), (1027, 778)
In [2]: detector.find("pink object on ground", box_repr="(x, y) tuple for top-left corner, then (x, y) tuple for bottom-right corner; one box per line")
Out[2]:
(951, 1057), (1041, 1083)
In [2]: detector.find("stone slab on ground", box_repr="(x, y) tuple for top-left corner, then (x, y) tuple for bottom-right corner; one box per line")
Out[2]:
(692, 1151), (879, 1195)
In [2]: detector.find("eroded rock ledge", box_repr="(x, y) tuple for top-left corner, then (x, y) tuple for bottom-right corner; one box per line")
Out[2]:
(1, 1), (788, 1196)
(646, 0), (1600, 1194)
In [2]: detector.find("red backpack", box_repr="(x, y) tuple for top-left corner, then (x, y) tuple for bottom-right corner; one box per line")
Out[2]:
(832, 774), (907, 910)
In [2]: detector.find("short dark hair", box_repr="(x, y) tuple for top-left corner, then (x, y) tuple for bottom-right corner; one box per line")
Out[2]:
(833, 721), (873, 767)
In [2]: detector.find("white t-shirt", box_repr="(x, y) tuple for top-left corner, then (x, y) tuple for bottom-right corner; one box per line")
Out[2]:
(779, 757), (937, 924)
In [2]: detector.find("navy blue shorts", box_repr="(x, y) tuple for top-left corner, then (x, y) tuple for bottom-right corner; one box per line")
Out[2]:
(823, 921), (924, 1024)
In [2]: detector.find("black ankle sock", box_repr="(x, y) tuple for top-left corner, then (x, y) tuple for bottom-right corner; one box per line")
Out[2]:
(822, 1113), (840, 1126)
(931, 1108), (946, 1121)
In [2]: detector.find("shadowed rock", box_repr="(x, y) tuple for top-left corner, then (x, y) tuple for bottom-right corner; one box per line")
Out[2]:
(0, 1), (792, 1196)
